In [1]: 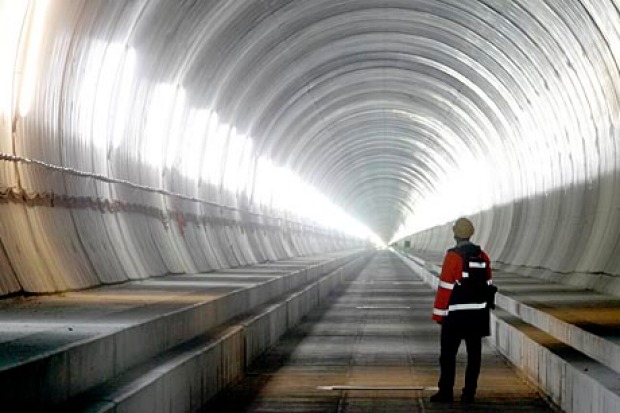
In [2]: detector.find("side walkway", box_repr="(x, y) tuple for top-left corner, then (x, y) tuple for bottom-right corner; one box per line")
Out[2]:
(204, 251), (556, 412)
(0, 249), (368, 411)
(401, 249), (620, 413)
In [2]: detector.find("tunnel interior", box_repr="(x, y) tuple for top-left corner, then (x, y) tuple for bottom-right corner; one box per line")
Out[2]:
(1, 1), (620, 296)
(1, 1), (620, 412)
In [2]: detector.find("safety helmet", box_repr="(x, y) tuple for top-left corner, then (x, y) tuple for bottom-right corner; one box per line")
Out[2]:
(453, 217), (474, 239)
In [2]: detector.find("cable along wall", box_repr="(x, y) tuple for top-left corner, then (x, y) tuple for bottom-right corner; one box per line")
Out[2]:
(0, 1), (372, 297)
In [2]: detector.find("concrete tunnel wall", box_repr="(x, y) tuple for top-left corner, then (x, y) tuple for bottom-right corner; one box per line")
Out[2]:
(0, 1), (371, 296)
(1, 1), (620, 297)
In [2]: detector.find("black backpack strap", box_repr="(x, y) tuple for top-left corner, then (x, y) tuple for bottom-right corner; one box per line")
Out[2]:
(449, 244), (482, 268)
(452, 245), (497, 310)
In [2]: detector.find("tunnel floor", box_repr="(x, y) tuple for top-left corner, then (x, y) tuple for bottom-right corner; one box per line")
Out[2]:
(203, 251), (556, 412)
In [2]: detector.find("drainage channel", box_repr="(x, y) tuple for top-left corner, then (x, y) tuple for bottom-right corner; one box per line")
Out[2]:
(202, 251), (558, 412)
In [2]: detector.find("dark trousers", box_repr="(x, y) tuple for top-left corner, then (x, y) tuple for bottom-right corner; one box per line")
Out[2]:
(438, 326), (482, 396)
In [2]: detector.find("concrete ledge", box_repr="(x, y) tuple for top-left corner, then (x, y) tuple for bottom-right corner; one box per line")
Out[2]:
(397, 250), (620, 374)
(62, 326), (246, 413)
(53, 254), (370, 412)
(494, 288), (620, 374)
(242, 301), (288, 365)
(394, 249), (620, 413)
(495, 263), (620, 298)
(0, 250), (370, 409)
(491, 311), (620, 413)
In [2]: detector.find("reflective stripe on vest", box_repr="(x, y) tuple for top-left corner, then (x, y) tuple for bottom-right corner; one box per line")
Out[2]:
(462, 272), (492, 281)
(448, 302), (487, 312)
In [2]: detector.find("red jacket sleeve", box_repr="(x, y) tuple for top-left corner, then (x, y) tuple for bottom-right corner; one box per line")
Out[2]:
(482, 251), (493, 282)
(432, 252), (462, 322)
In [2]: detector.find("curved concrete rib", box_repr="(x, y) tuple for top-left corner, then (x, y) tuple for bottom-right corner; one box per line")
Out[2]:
(0, 1), (619, 297)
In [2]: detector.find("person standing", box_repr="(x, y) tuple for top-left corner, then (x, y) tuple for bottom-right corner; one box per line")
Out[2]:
(429, 217), (495, 404)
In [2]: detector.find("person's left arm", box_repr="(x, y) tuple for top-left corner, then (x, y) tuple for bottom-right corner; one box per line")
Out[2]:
(432, 252), (461, 323)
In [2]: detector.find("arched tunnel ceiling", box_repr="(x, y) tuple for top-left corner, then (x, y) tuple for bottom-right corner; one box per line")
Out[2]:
(149, 0), (618, 242)
(5, 0), (620, 245)
(180, 0), (515, 241)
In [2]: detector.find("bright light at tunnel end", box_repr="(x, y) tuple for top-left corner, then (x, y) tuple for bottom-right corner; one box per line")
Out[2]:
(4, 2), (386, 251)
(131, 73), (384, 248)
(254, 159), (384, 247)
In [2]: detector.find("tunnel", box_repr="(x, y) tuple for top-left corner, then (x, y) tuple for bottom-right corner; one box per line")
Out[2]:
(0, 0), (619, 411)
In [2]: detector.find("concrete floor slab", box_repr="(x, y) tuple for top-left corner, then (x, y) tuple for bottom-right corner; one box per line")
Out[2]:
(203, 252), (557, 412)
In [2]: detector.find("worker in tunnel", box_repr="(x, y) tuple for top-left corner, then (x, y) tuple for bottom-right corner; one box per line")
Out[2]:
(430, 217), (495, 404)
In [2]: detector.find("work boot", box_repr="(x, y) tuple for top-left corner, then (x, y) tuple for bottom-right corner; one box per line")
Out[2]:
(461, 392), (475, 403)
(429, 391), (453, 403)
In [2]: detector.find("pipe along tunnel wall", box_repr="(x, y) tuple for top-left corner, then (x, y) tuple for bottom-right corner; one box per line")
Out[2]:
(0, 171), (368, 296)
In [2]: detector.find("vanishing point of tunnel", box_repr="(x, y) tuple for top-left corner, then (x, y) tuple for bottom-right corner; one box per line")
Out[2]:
(0, 1), (619, 412)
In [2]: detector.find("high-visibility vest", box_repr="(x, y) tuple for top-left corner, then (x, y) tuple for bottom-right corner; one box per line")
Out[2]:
(447, 246), (494, 314)
(432, 243), (495, 337)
